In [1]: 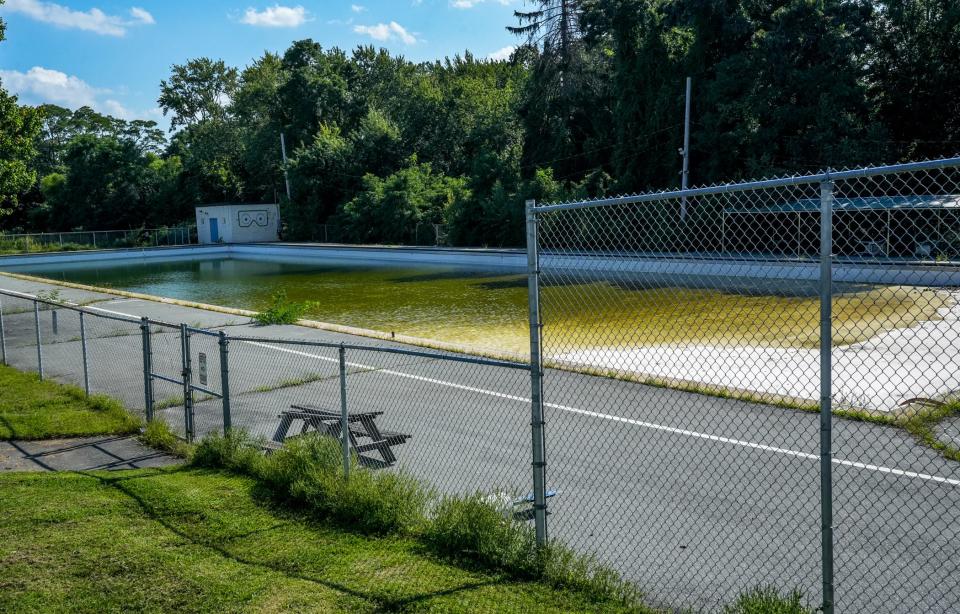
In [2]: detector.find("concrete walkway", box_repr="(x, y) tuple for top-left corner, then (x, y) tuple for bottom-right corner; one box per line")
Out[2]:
(0, 436), (179, 472)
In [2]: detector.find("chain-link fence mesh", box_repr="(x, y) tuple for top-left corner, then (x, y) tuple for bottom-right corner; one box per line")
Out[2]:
(3, 156), (960, 613)
(533, 159), (960, 612)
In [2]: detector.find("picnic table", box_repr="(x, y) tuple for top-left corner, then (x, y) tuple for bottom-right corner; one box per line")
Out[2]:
(271, 404), (410, 468)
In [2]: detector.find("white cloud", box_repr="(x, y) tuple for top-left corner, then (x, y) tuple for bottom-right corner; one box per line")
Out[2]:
(350, 4), (366, 12)
(0, 66), (159, 122)
(487, 45), (516, 61)
(129, 7), (154, 25)
(353, 21), (418, 45)
(1, 0), (155, 36)
(450, 0), (510, 8)
(0, 66), (100, 108)
(240, 5), (307, 27)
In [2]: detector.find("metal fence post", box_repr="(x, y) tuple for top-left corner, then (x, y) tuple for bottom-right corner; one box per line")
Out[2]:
(219, 331), (231, 434)
(180, 323), (194, 442)
(79, 312), (89, 396)
(33, 300), (43, 380)
(339, 344), (350, 480)
(819, 179), (836, 614)
(525, 199), (548, 546)
(140, 317), (154, 420)
(0, 296), (6, 366)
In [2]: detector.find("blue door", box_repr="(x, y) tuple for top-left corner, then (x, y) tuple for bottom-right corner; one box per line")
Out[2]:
(209, 218), (220, 243)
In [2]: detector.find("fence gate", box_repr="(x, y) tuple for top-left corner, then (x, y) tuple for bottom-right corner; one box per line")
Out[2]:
(530, 157), (960, 613)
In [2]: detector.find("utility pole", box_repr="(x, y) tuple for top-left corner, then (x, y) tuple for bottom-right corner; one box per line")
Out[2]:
(680, 76), (692, 222)
(280, 133), (292, 202)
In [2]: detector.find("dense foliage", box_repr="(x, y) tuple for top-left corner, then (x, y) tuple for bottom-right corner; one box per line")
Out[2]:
(1, 0), (959, 245)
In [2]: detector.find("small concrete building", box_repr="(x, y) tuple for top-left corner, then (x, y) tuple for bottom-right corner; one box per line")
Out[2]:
(195, 203), (280, 244)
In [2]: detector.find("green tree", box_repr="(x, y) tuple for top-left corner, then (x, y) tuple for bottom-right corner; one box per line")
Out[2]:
(0, 5), (42, 220)
(871, 0), (960, 160)
(159, 58), (238, 130)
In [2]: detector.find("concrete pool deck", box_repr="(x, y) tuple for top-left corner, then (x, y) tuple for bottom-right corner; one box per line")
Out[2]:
(560, 291), (960, 412)
(5, 241), (960, 287)
(0, 273), (958, 612)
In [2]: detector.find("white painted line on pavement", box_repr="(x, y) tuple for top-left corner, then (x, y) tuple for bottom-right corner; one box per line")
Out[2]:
(243, 341), (960, 488)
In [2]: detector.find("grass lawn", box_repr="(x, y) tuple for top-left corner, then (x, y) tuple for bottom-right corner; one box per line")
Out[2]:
(0, 364), (140, 440)
(0, 467), (648, 613)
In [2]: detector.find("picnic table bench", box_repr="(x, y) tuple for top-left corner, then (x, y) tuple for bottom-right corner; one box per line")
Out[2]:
(271, 404), (410, 468)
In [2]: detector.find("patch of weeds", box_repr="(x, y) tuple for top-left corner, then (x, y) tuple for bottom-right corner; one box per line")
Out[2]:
(252, 290), (317, 326)
(263, 434), (429, 535)
(723, 586), (813, 614)
(35, 289), (64, 304)
(190, 429), (266, 475)
(140, 420), (193, 458)
(250, 371), (334, 393)
(424, 492), (644, 608)
(152, 393), (215, 411)
(895, 400), (960, 462)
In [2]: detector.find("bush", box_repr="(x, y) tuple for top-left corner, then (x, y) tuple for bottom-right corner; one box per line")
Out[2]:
(724, 587), (812, 614)
(253, 290), (316, 326)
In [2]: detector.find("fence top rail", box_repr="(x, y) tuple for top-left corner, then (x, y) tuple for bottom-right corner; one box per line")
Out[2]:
(227, 334), (531, 370)
(0, 226), (193, 239)
(0, 288), (179, 327)
(0, 288), (529, 369)
(534, 156), (960, 214)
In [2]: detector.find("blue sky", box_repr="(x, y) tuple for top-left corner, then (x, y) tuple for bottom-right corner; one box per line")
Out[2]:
(0, 0), (524, 128)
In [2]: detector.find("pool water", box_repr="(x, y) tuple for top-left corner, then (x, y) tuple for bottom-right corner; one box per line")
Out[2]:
(3, 256), (944, 356)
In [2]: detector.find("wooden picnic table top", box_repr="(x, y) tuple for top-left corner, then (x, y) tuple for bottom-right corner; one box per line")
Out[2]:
(287, 404), (383, 421)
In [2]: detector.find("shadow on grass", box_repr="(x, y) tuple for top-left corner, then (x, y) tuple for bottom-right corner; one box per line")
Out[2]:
(81, 467), (510, 612)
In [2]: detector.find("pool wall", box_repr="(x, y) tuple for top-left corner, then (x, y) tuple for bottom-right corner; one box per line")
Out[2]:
(2, 242), (960, 286)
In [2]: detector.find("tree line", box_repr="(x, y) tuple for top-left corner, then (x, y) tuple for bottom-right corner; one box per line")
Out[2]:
(1, 0), (958, 246)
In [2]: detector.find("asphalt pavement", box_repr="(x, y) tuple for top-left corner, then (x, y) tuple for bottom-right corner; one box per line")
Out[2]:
(1, 274), (958, 613)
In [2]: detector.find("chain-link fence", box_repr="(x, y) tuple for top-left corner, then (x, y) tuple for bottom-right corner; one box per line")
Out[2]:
(0, 226), (195, 254)
(530, 157), (960, 613)
(3, 156), (960, 614)
(0, 287), (534, 509)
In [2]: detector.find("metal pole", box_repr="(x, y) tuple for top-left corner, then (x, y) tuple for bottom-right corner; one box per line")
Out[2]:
(219, 331), (231, 434)
(181, 323), (194, 442)
(80, 312), (89, 396)
(140, 317), (154, 420)
(33, 301), (43, 380)
(339, 344), (350, 480)
(819, 179), (835, 614)
(0, 296), (6, 366)
(280, 133), (292, 202)
(92, 232), (97, 249)
(680, 76), (692, 222)
(525, 199), (548, 545)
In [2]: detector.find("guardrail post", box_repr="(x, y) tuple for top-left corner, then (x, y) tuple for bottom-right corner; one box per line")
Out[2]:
(140, 317), (153, 420)
(180, 323), (194, 442)
(339, 344), (350, 480)
(33, 300), (43, 380)
(79, 312), (89, 396)
(819, 179), (835, 614)
(0, 296), (6, 366)
(219, 331), (231, 434)
(526, 199), (548, 546)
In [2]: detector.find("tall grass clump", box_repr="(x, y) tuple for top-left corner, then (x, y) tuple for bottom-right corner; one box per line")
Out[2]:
(190, 429), (265, 474)
(140, 420), (192, 458)
(253, 290), (317, 326)
(423, 492), (645, 608)
(192, 432), (429, 535)
(723, 587), (812, 614)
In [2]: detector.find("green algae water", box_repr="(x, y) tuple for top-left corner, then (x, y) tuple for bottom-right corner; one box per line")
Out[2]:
(2, 256), (944, 355)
